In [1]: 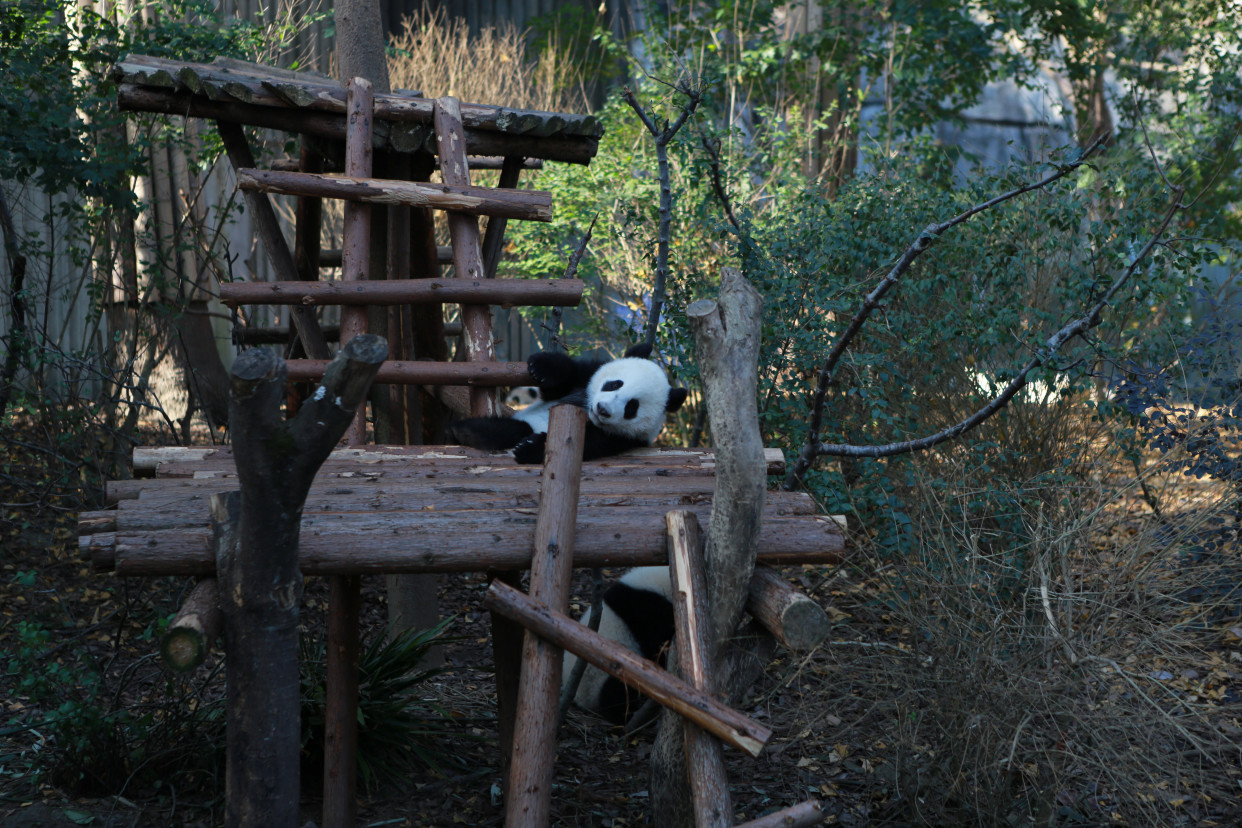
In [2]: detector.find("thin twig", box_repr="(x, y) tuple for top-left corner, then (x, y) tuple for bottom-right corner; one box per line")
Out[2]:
(785, 137), (1111, 488)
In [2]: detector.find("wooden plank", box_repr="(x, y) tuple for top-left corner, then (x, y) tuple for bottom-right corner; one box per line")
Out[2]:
(218, 277), (582, 308)
(235, 168), (553, 222)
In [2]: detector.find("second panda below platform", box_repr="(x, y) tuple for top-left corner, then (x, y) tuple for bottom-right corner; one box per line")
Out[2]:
(562, 567), (675, 725)
(449, 344), (688, 464)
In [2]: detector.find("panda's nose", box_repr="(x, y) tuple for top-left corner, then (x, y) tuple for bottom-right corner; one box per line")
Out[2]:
(594, 402), (610, 419)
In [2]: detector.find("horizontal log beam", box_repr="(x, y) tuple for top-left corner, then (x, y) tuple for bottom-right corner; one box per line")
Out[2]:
(82, 513), (846, 576)
(284, 360), (530, 385)
(219, 277), (582, 308)
(128, 444), (788, 476)
(82, 492), (819, 534)
(235, 168), (553, 222)
(484, 579), (771, 757)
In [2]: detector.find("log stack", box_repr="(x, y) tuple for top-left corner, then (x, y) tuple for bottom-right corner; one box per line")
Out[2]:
(80, 445), (847, 578)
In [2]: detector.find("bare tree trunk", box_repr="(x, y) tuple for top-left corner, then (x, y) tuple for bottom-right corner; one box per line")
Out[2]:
(218, 334), (386, 827)
(650, 267), (765, 827)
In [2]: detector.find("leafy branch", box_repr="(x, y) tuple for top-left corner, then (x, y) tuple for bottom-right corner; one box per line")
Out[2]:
(781, 137), (1163, 489)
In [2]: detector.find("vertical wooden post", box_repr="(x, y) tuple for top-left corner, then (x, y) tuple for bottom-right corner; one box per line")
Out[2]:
(667, 510), (732, 827)
(340, 76), (374, 443)
(322, 76), (373, 828)
(433, 96), (496, 417)
(505, 404), (588, 828)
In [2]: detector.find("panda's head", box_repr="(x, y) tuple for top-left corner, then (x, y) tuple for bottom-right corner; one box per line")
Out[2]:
(585, 355), (688, 442)
(505, 386), (542, 409)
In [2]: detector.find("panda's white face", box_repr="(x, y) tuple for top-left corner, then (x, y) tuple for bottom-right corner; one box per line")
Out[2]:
(585, 357), (674, 441)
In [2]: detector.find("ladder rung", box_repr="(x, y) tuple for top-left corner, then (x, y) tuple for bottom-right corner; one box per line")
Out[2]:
(220, 278), (582, 308)
(236, 168), (552, 222)
(285, 359), (529, 385)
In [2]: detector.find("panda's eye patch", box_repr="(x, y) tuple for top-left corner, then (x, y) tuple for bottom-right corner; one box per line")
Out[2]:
(624, 399), (640, 419)
(602, 380), (624, 392)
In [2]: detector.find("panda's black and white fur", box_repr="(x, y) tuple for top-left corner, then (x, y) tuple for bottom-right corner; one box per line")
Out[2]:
(562, 567), (674, 724)
(504, 386), (541, 409)
(450, 344), (688, 464)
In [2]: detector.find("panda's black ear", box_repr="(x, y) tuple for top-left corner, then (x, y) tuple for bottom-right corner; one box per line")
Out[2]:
(666, 387), (688, 413)
(624, 343), (654, 359)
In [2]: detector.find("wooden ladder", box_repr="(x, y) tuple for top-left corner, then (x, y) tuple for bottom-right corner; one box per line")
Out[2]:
(217, 76), (582, 828)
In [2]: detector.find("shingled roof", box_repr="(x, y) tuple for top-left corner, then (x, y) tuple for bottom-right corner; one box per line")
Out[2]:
(113, 54), (603, 164)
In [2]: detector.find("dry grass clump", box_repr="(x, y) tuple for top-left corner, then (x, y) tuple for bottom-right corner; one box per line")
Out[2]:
(769, 426), (1242, 826)
(387, 9), (589, 115)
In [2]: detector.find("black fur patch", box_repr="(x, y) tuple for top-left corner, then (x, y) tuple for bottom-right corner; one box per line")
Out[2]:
(604, 582), (673, 661)
(602, 379), (623, 392)
(594, 581), (674, 725)
(596, 676), (643, 725)
(623, 399), (640, 419)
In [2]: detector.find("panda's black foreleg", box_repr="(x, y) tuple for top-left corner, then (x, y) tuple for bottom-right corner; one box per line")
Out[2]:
(512, 432), (548, 465)
(449, 417), (534, 451)
(528, 351), (603, 402)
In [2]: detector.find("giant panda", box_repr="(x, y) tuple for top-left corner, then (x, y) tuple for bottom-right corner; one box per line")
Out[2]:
(562, 566), (675, 724)
(450, 344), (688, 464)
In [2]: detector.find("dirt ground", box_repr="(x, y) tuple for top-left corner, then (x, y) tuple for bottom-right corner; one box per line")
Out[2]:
(3, 419), (1241, 827)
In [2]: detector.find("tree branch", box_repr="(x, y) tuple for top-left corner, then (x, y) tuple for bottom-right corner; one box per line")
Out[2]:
(794, 185), (1184, 465)
(786, 137), (1110, 488)
(623, 83), (704, 348)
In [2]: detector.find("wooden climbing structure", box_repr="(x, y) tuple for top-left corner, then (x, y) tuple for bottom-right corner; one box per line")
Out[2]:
(84, 55), (844, 827)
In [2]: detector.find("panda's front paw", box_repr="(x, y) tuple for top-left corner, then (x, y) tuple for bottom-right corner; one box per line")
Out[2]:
(527, 351), (575, 389)
(512, 433), (548, 465)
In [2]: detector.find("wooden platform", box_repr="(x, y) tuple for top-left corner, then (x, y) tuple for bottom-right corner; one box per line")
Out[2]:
(79, 445), (847, 577)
